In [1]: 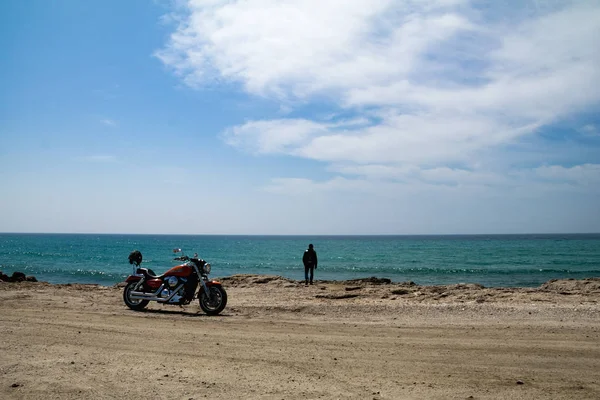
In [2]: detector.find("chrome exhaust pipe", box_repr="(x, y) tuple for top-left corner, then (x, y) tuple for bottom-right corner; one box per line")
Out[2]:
(130, 294), (162, 301)
(129, 283), (185, 303)
(130, 284), (165, 298)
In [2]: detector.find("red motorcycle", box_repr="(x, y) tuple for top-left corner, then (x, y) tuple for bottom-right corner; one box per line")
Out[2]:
(123, 249), (227, 315)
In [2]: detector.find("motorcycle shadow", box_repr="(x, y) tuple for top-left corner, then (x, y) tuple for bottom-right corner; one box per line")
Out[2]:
(138, 308), (230, 318)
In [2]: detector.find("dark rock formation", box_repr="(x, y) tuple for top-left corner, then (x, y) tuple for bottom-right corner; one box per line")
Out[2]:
(11, 272), (26, 282)
(0, 271), (37, 283)
(345, 277), (392, 285)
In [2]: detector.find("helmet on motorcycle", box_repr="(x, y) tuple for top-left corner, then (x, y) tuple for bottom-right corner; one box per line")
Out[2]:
(128, 250), (143, 266)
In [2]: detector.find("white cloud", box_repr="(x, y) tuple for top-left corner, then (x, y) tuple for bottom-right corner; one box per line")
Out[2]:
(581, 124), (599, 136)
(535, 163), (600, 187)
(328, 163), (513, 189)
(221, 119), (328, 154)
(265, 163), (600, 202)
(158, 0), (600, 197)
(101, 119), (117, 127)
(264, 177), (369, 195)
(227, 113), (542, 165)
(157, 0), (475, 97)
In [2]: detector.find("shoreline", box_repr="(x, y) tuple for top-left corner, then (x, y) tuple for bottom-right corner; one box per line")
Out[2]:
(4, 272), (600, 293)
(3, 275), (600, 312)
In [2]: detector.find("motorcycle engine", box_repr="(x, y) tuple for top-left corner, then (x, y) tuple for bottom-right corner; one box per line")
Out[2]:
(159, 276), (191, 304)
(166, 276), (179, 288)
(165, 276), (187, 304)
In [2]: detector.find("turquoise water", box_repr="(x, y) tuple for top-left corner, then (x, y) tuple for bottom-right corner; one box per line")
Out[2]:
(1, 233), (599, 287)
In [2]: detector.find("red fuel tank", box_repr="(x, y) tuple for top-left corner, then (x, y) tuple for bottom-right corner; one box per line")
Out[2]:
(146, 279), (162, 289)
(164, 264), (193, 277)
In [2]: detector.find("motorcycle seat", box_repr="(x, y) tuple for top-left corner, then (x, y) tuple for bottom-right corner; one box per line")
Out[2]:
(136, 268), (164, 279)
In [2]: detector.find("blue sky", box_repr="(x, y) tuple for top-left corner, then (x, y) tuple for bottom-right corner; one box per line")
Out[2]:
(1, 0), (599, 235)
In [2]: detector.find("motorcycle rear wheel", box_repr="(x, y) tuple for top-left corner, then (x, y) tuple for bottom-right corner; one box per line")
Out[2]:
(123, 281), (150, 311)
(199, 285), (227, 315)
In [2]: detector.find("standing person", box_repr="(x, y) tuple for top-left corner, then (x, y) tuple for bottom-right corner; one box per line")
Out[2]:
(302, 244), (318, 285)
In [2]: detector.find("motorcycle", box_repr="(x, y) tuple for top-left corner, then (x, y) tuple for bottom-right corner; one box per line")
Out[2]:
(123, 248), (227, 315)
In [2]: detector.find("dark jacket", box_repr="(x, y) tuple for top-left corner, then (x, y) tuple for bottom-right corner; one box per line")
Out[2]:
(303, 248), (318, 268)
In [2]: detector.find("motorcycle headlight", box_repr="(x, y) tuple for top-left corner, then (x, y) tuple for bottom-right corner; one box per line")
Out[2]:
(204, 263), (211, 274)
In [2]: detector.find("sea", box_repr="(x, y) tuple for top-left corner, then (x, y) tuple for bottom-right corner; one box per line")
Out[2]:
(1, 233), (599, 288)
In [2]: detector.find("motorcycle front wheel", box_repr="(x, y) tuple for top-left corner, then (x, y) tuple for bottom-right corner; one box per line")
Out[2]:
(199, 285), (227, 315)
(123, 281), (150, 311)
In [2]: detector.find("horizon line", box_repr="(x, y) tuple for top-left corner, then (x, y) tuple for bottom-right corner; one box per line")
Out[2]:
(1, 232), (599, 237)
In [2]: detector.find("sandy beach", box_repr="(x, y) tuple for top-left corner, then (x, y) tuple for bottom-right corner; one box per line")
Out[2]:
(1, 275), (599, 399)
